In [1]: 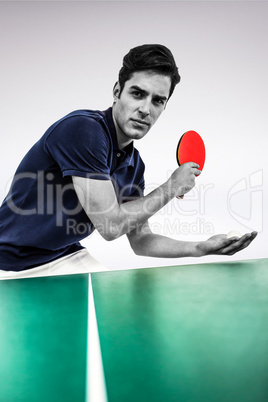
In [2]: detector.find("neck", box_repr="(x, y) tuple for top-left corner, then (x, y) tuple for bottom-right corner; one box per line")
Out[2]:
(116, 131), (133, 151)
(112, 108), (133, 150)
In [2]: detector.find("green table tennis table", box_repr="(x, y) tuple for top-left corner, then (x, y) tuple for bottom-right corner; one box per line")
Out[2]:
(0, 258), (268, 402)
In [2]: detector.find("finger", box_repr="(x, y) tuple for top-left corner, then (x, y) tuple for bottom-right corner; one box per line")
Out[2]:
(220, 233), (256, 254)
(226, 235), (251, 251)
(182, 162), (200, 169)
(221, 237), (240, 248)
(189, 162), (200, 169)
(238, 232), (257, 244)
(239, 231), (258, 248)
(217, 235), (248, 253)
(240, 238), (254, 250)
(193, 168), (202, 176)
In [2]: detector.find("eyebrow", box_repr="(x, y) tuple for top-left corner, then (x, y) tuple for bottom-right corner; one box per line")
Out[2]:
(130, 85), (168, 101)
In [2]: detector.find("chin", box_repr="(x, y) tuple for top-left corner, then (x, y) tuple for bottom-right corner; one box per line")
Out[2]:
(129, 131), (147, 140)
(129, 126), (149, 139)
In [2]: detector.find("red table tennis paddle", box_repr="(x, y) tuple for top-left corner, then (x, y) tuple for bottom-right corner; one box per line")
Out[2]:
(176, 130), (206, 199)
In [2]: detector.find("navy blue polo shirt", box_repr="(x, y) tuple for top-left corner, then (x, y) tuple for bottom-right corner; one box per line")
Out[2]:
(0, 107), (145, 271)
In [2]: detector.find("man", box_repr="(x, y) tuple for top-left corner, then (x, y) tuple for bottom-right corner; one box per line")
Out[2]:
(0, 44), (257, 278)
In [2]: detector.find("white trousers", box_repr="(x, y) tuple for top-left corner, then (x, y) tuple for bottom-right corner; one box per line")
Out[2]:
(0, 248), (107, 280)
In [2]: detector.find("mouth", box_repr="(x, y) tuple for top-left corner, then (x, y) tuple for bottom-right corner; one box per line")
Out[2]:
(131, 119), (150, 127)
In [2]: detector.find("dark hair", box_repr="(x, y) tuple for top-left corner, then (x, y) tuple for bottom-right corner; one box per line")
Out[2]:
(117, 44), (181, 99)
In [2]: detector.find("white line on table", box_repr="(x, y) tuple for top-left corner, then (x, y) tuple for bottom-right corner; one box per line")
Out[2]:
(86, 274), (108, 402)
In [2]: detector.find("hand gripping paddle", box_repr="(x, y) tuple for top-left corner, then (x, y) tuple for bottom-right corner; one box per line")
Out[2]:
(176, 130), (206, 199)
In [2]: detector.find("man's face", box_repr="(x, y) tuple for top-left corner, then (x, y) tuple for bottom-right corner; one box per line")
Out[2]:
(112, 70), (171, 148)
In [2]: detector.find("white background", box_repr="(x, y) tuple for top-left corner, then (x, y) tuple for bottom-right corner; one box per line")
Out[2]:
(0, 1), (267, 270)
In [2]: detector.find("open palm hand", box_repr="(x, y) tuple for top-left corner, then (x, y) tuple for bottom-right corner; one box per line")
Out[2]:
(198, 232), (258, 256)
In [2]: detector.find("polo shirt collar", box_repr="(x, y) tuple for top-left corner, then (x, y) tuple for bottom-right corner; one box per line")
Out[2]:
(103, 107), (135, 167)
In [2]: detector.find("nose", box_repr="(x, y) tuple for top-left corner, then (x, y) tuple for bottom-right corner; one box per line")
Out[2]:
(138, 99), (150, 118)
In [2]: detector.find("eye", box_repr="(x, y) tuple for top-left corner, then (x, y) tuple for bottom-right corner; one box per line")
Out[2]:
(153, 98), (165, 106)
(131, 90), (142, 98)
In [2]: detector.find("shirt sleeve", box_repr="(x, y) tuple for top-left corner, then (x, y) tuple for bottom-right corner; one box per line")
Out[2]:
(45, 115), (111, 180)
(120, 170), (145, 203)
(130, 176), (145, 199)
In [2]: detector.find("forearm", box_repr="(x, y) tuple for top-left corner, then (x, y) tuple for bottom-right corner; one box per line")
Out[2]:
(111, 164), (200, 238)
(129, 231), (203, 258)
(114, 181), (178, 237)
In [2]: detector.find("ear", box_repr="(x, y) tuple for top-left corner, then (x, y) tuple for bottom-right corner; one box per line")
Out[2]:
(113, 82), (121, 102)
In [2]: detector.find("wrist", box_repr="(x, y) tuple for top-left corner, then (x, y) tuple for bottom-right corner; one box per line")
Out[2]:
(195, 241), (207, 257)
(165, 177), (181, 199)
(180, 241), (206, 258)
